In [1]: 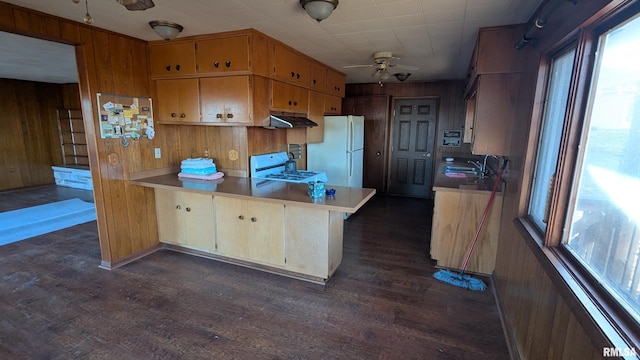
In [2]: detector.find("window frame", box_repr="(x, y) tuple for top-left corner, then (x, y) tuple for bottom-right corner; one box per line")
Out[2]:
(519, 0), (640, 350)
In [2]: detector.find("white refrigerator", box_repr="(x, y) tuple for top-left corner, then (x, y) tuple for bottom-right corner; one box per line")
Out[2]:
(307, 115), (365, 188)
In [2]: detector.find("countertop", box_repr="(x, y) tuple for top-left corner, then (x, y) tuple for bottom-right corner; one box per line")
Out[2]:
(432, 161), (505, 194)
(130, 173), (376, 213)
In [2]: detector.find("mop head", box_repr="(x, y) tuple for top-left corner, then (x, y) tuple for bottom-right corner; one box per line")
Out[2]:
(434, 269), (487, 291)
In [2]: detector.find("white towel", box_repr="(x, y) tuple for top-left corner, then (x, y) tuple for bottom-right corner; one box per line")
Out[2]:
(181, 158), (214, 168)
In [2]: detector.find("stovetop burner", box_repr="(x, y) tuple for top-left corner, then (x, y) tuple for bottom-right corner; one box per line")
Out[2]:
(250, 152), (328, 184)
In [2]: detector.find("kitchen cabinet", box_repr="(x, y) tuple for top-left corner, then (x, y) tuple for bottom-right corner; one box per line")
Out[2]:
(310, 61), (327, 91)
(430, 188), (502, 275)
(306, 90), (325, 144)
(200, 76), (252, 125)
(155, 78), (200, 123)
(215, 196), (285, 267)
(272, 43), (311, 87)
(326, 68), (345, 97)
(155, 188), (215, 252)
(270, 80), (309, 112)
(324, 94), (341, 115)
(284, 205), (343, 279)
(464, 73), (520, 156)
(149, 42), (197, 78)
(196, 35), (250, 74)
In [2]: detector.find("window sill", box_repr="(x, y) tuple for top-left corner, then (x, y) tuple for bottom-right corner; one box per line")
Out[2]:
(513, 217), (639, 354)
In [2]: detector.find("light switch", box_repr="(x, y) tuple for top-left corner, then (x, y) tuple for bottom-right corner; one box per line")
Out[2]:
(154, 148), (161, 159)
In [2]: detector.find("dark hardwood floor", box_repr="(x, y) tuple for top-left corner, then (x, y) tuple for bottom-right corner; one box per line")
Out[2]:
(0, 186), (509, 359)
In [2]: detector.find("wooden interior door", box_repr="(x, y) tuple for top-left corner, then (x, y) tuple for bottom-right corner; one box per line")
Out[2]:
(389, 98), (437, 198)
(343, 95), (390, 193)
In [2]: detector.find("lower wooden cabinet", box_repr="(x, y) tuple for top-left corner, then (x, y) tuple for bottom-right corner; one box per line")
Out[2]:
(430, 189), (502, 274)
(155, 188), (215, 252)
(215, 196), (285, 267)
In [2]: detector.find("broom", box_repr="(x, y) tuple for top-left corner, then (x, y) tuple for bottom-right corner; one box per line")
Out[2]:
(434, 159), (509, 291)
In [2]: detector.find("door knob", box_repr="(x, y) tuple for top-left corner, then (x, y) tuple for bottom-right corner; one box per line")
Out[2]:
(185, 207), (191, 212)
(376, 151), (382, 156)
(422, 153), (432, 157)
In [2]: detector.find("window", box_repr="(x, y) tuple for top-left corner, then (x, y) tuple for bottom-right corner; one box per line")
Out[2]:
(565, 13), (640, 324)
(528, 46), (576, 232)
(528, 7), (640, 330)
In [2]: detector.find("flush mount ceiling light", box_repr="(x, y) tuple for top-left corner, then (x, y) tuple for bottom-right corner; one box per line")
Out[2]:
(394, 73), (411, 82)
(149, 20), (184, 41)
(300, 0), (339, 22)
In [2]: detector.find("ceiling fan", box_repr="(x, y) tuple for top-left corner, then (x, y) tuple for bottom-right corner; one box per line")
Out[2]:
(115, 0), (155, 11)
(343, 52), (419, 82)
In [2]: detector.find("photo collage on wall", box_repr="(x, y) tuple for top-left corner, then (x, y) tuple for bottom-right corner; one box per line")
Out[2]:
(97, 93), (154, 140)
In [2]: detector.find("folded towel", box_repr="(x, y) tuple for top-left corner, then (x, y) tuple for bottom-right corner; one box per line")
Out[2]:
(180, 162), (216, 170)
(180, 166), (217, 175)
(178, 171), (224, 181)
(181, 158), (214, 167)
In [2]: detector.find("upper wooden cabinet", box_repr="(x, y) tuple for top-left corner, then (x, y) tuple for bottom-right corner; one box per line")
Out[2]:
(155, 79), (200, 123)
(326, 68), (345, 97)
(310, 61), (327, 91)
(271, 43), (311, 87)
(324, 94), (341, 115)
(270, 80), (309, 112)
(196, 35), (250, 74)
(200, 76), (252, 125)
(149, 42), (197, 78)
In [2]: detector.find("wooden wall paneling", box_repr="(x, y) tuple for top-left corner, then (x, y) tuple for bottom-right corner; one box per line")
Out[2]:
(247, 127), (287, 157)
(59, 21), (80, 44)
(0, 2), (16, 28)
(12, 9), (47, 37)
(0, 80), (26, 190)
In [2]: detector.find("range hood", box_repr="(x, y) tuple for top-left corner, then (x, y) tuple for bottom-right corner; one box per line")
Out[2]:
(266, 114), (318, 129)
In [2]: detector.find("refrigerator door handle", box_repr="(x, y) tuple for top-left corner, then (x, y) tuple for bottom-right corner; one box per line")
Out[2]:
(349, 121), (354, 152)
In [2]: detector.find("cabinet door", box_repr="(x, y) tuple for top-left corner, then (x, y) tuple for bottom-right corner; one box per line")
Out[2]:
(271, 81), (307, 111)
(272, 44), (311, 87)
(310, 62), (327, 91)
(149, 42), (196, 77)
(324, 94), (342, 115)
(326, 68), (345, 97)
(307, 90), (325, 144)
(196, 36), (250, 74)
(215, 196), (249, 258)
(246, 200), (284, 266)
(200, 76), (251, 124)
(463, 93), (476, 144)
(156, 79), (200, 123)
(156, 189), (186, 245)
(182, 192), (215, 251)
(471, 73), (519, 156)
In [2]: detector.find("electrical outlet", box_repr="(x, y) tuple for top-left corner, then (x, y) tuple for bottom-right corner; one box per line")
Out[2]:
(154, 148), (161, 159)
(204, 147), (209, 158)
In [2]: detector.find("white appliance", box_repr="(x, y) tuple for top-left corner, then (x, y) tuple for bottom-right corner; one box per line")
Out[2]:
(307, 115), (364, 188)
(250, 152), (328, 184)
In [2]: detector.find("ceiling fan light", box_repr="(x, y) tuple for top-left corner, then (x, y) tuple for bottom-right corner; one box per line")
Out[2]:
(394, 73), (411, 82)
(149, 20), (183, 41)
(300, 0), (338, 22)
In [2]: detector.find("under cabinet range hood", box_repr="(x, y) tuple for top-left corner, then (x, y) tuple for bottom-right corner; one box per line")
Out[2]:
(266, 113), (318, 129)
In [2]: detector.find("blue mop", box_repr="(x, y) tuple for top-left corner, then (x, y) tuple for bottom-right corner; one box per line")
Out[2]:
(434, 159), (509, 291)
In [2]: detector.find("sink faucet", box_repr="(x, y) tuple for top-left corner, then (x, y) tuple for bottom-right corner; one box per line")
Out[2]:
(468, 160), (484, 172)
(468, 155), (500, 177)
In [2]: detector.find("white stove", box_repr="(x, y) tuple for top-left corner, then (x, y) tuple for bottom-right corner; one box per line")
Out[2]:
(250, 152), (328, 184)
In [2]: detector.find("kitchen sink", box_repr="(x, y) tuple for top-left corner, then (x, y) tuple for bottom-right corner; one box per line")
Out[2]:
(443, 165), (481, 176)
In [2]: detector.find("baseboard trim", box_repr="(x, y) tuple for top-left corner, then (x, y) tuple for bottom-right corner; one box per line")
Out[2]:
(491, 272), (521, 360)
(98, 243), (162, 270)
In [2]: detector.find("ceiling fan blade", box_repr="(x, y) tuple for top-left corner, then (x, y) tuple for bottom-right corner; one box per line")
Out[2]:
(389, 64), (419, 71)
(342, 64), (374, 69)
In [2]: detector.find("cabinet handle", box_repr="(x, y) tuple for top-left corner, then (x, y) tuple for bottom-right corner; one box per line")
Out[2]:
(225, 61), (231, 68)
(251, 217), (257, 222)
(214, 61), (219, 68)
(216, 113), (223, 118)
(291, 71), (295, 78)
(171, 113), (177, 117)
(180, 113), (186, 118)
(186, 207), (191, 212)
(313, 79), (316, 84)
(176, 205), (181, 210)
(293, 101), (297, 106)
(288, 101), (292, 106)
(176, 64), (181, 71)
(166, 65), (171, 72)
(296, 73), (300, 79)
(227, 113), (233, 119)
(238, 215), (244, 220)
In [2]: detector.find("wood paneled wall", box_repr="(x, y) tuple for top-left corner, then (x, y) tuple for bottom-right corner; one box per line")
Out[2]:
(492, 1), (628, 358)
(345, 81), (473, 164)
(0, 78), (64, 190)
